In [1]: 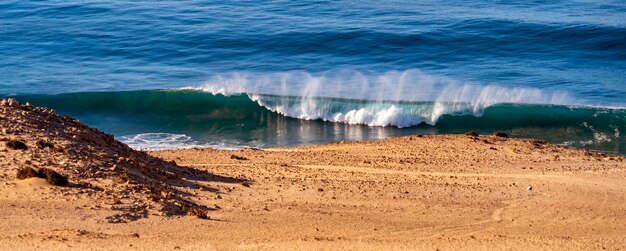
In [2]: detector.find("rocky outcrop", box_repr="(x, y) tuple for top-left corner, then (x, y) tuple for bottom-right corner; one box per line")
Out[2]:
(0, 98), (212, 222)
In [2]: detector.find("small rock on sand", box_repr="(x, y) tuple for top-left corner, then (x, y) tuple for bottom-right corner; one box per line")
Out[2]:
(493, 132), (509, 138)
(7, 98), (20, 107)
(465, 131), (479, 137)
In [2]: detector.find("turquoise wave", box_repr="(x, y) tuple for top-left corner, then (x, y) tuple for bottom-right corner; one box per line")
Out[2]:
(12, 90), (626, 154)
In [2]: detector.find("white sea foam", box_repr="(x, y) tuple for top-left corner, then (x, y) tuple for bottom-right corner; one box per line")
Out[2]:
(581, 122), (613, 144)
(185, 69), (574, 127)
(120, 133), (246, 151)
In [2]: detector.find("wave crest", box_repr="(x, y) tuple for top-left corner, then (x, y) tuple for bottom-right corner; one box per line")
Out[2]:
(187, 69), (573, 127)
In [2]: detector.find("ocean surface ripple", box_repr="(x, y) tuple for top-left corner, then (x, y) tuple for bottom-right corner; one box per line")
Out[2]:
(1, 0), (625, 153)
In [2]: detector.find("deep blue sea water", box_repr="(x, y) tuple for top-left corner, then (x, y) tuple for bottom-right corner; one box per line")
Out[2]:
(1, 1), (625, 153)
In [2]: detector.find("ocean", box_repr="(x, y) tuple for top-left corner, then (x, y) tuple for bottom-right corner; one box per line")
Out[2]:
(1, 1), (625, 153)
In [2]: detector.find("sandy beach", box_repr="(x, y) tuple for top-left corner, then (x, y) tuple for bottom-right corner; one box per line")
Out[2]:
(1, 99), (626, 250)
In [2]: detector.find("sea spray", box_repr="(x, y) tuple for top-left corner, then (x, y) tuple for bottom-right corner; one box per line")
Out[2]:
(189, 69), (573, 127)
(190, 69), (573, 103)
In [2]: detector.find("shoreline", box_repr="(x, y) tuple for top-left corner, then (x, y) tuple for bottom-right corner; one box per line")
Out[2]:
(10, 90), (626, 155)
(1, 99), (626, 250)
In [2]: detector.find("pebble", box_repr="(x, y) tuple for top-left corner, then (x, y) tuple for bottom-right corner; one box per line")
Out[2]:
(527, 186), (533, 191)
(7, 98), (20, 107)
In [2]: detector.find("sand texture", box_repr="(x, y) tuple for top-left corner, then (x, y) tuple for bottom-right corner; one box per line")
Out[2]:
(1, 98), (626, 250)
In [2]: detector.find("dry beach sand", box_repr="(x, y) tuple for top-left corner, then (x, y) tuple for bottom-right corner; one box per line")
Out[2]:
(1, 98), (625, 250)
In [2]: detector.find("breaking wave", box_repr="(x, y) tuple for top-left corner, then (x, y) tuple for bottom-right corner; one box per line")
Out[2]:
(14, 87), (626, 153)
(186, 70), (582, 127)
